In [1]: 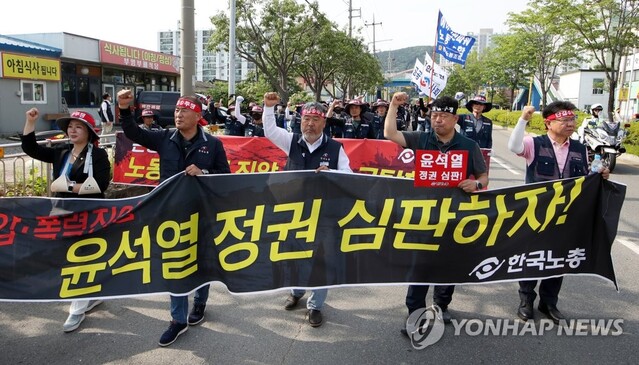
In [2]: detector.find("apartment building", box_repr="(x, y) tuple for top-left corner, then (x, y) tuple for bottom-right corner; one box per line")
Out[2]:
(157, 29), (255, 83)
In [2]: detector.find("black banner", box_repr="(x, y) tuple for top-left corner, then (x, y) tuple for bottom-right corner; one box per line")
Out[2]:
(0, 172), (625, 301)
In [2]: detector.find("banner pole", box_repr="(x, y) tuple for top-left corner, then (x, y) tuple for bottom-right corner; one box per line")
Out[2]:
(429, 11), (442, 101)
(527, 75), (534, 106)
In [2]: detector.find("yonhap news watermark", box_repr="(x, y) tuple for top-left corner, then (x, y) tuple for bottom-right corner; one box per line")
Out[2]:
(406, 306), (624, 350)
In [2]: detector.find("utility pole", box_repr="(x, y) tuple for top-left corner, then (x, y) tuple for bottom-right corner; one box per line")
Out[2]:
(229, 0), (236, 98)
(365, 15), (382, 100)
(348, 0), (361, 37)
(180, 0), (195, 95)
(347, 0), (360, 99)
(364, 15), (382, 56)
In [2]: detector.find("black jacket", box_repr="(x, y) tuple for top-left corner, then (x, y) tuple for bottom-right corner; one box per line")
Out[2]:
(120, 108), (230, 182)
(20, 132), (111, 198)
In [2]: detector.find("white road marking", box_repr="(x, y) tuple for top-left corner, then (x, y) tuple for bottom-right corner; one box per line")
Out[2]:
(491, 156), (521, 175)
(617, 238), (639, 256)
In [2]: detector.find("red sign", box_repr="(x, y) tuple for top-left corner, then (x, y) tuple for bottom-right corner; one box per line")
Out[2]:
(113, 133), (417, 186)
(99, 41), (179, 74)
(414, 150), (468, 187)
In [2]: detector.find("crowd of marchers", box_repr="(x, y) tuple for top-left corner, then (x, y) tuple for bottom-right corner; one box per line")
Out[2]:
(17, 87), (610, 347)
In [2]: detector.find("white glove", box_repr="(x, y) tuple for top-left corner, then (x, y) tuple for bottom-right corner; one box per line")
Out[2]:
(236, 96), (244, 103)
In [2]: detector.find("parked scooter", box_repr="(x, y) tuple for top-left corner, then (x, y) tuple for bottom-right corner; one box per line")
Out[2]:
(581, 118), (629, 172)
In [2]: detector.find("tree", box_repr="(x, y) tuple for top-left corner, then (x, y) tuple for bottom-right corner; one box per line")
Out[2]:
(209, 0), (322, 102)
(507, 2), (581, 108)
(295, 25), (384, 101)
(443, 51), (486, 100)
(539, 0), (639, 118)
(483, 33), (536, 110)
(235, 75), (273, 106)
(332, 42), (385, 100)
(206, 80), (231, 106)
(294, 21), (338, 101)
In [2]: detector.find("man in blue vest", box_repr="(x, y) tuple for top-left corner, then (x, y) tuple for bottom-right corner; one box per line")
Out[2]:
(457, 95), (493, 149)
(508, 101), (610, 324)
(343, 98), (375, 139)
(371, 99), (389, 139)
(262, 92), (352, 327)
(384, 92), (488, 334)
(223, 99), (245, 136)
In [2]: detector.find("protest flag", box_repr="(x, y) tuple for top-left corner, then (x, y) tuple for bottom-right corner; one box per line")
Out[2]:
(435, 10), (476, 65)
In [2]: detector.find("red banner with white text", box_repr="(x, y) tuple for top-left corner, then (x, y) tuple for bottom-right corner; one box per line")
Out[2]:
(113, 133), (417, 186)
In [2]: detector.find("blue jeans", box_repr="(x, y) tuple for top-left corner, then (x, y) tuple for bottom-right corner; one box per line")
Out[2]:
(170, 285), (210, 323)
(291, 289), (327, 310)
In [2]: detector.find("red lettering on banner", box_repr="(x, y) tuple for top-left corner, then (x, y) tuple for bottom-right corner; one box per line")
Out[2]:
(31, 206), (136, 240)
(0, 214), (23, 246)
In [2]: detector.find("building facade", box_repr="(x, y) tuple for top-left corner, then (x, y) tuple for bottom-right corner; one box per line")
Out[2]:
(618, 49), (639, 121)
(0, 35), (62, 134)
(476, 28), (493, 55)
(157, 29), (255, 83)
(558, 69), (609, 113)
(2, 32), (180, 135)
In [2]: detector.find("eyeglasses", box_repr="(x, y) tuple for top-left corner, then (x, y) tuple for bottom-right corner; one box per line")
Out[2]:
(552, 117), (577, 123)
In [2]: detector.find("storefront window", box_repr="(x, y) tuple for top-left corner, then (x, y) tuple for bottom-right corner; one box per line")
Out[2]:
(104, 68), (125, 85)
(62, 76), (77, 105)
(77, 77), (89, 105)
(61, 62), (102, 107)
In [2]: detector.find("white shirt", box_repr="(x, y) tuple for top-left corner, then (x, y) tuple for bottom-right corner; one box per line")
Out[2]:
(263, 106), (352, 172)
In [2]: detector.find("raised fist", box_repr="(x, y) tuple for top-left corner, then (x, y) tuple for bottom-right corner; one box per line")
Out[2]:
(264, 92), (280, 108)
(25, 108), (39, 122)
(117, 89), (134, 108)
(521, 106), (535, 121)
(391, 92), (408, 107)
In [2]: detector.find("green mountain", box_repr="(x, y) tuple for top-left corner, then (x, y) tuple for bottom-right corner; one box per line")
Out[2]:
(375, 46), (434, 74)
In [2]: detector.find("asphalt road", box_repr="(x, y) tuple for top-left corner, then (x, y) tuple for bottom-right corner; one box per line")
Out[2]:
(1, 125), (638, 364)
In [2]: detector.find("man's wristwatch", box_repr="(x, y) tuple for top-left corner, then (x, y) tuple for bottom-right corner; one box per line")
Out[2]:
(475, 181), (483, 190)
(201, 169), (209, 174)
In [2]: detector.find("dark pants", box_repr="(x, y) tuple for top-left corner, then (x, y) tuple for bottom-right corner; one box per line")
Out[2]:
(518, 277), (563, 306)
(405, 285), (455, 314)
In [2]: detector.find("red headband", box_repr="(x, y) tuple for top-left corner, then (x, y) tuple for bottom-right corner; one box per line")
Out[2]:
(545, 110), (575, 121)
(176, 98), (202, 113)
(301, 107), (326, 118)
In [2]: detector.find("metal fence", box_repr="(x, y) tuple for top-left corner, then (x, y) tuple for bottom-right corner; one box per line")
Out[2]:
(0, 135), (116, 197)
